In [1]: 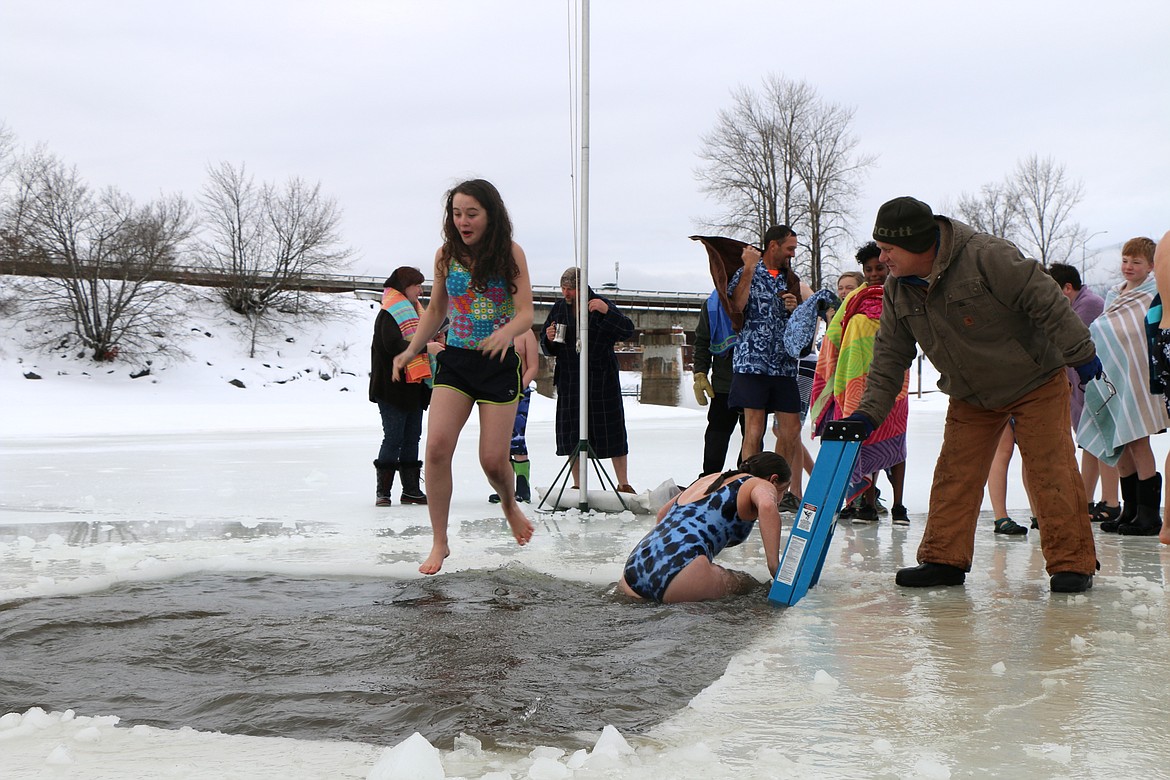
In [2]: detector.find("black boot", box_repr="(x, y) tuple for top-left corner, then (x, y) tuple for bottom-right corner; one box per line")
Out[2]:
(398, 460), (427, 505)
(1102, 473), (1139, 532)
(374, 460), (396, 507)
(1119, 473), (1162, 535)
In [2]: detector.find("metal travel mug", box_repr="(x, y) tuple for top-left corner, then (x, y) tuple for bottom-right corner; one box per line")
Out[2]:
(553, 323), (567, 343)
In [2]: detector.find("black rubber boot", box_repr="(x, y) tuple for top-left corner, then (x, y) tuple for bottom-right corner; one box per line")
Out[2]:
(374, 459), (396, 507)
(895, 562), (966, 587)
(398, 461), (427, 505)
(1102, 473), (1139, 532)
(1119, 473), (1162, 536)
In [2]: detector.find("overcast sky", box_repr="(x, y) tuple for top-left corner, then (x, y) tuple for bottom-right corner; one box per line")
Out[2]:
(2, 0), (1167, 292)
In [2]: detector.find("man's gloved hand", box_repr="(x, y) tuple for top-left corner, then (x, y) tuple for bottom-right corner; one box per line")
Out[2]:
(1075, 356), (1103, 387)
(693, 373), (714, 406)
(841, 412), (876, 441)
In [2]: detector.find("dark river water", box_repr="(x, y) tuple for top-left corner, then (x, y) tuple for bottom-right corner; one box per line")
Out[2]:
(0, 565), (775, 750)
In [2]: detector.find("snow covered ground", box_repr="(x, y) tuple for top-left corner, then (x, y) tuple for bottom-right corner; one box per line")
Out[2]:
(2, 281), (1169, 779)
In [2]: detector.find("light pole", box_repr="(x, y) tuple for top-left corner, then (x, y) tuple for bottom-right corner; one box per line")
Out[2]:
(1081, 230), (1108, 276)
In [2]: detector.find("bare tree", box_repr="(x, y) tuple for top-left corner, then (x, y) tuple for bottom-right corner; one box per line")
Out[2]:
(955, 182), (1021, 241)
(695, 74), (874, 288)
(0, 121), (15, 188)
(198, 162), (353, 356)
(3, 150), (192, 361)
(1010, 154), (1084, 266)
(790, 98), (874, 288)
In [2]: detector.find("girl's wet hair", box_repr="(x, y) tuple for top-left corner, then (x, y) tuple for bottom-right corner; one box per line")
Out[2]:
(704, 452), (791, 495)
(440, 178), (518, 294)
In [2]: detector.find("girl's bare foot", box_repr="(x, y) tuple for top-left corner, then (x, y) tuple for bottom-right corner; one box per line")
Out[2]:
(419, 543), (450, 575)
(1160, 519), (1170, 545)
(504, 503), (534, 545)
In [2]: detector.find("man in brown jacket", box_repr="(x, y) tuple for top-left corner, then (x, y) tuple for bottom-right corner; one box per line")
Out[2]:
(846, 197), (1100, 593)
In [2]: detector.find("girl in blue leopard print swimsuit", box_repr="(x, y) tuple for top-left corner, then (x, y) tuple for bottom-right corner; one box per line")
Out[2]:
(619, 452), (791, 603)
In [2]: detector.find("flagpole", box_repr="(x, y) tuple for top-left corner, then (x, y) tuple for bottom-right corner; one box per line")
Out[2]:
(576, 0), (591, 510)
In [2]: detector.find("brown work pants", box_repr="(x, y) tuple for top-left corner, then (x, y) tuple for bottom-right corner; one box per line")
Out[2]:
(919, 372), (1097, 576)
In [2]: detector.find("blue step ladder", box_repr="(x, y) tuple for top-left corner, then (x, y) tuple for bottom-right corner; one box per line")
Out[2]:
(768, 419), (866, 606)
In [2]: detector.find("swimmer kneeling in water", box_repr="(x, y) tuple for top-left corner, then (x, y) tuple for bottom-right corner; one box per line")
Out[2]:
(618, 452), (789, 603)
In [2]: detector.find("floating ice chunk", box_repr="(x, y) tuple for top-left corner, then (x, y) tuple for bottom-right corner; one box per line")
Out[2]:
(675, 742), (718, 764)
(528, 756), (570, 780)
(1024, 743), (1072, 764)
(17, 536), (35, 551)
(1131, 604), (1149, 617)
(528, 746), (565, 761)
(592, 724), (634, 757)
(1041, 678), (1060, 689)
(872, 738), (894, 754)
(582, 724), (635, 770)
(0, 712), (22, 730)
(23, 707), (54, 729)
(1070, 635), (1088, 652)
(812, 669), (840, 689)
(913, 756), (952, 778)
(44, 533), (66, 548)
(73, 726), (102, 743)
(480, 773), (512, 780)
(1147, 585), (1165, 598)
(1096, 630), (1136, 645)
(851, 552), (864, 563)
(46, 745), (74, 765)
(452, 732), (482, 756)
(366, 732), (444, 780)
(1120, 590), (1136, 602)
(566, 749), (589, 769)
(60, 709), (75, 722)
(991, 662), (1006, 675)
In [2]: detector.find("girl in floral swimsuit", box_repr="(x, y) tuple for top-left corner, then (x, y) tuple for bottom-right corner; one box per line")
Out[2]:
(394, 179), (536, 575)
(619, 452), (790, 603)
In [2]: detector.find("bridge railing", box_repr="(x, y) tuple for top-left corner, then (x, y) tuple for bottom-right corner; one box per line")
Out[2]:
(2, 258), (708, 312)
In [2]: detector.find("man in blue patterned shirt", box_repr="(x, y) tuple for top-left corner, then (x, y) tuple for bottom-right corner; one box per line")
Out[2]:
(727, 225), (814, 486)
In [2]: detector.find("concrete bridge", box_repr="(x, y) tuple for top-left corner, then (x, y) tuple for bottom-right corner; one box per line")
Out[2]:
(4, 260), (706, 405)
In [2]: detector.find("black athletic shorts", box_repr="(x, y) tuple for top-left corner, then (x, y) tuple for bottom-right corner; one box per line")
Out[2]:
(728, 372), (801, 414)
(433, 345), (521, 405)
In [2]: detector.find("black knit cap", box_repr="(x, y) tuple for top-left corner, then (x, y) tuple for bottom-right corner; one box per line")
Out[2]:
(873, 196), (937, 253)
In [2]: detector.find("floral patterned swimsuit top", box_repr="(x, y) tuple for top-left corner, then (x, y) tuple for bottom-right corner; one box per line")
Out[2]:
(445, 261), (515, 350)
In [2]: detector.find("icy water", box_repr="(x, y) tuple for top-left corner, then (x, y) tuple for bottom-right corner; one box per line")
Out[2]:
(0, 555), (771, 749)
(4, 422), (1170, 777)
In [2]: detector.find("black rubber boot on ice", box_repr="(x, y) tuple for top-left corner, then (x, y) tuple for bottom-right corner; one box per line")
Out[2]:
(374, 460), (396, 507)
(895, 562), (966, 587)
(398, 461), (427, 505)
(1102, 473), (1139, 532)
(1119, 473), (1162, 536)
(1050, 572), (1093, 592)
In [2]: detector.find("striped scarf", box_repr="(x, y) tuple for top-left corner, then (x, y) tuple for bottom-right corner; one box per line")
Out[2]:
(381, 288), (432, 384)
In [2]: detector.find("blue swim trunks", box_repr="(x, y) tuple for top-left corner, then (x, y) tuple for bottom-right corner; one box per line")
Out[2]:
(622, 477), (755, 602)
